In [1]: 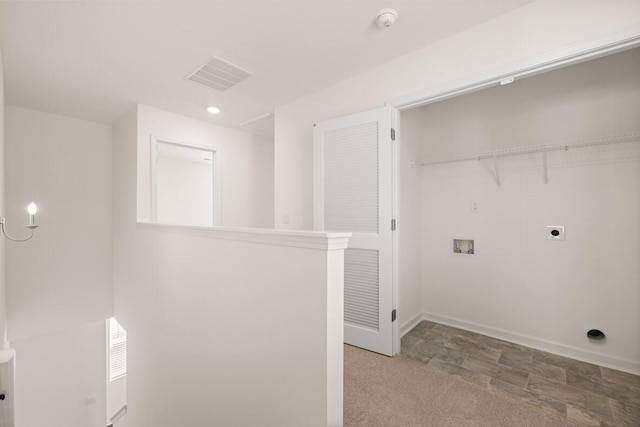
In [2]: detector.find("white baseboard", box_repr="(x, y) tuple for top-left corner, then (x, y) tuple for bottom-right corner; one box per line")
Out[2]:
(416, 311), (640, 376)
(400, 312), (425, 337)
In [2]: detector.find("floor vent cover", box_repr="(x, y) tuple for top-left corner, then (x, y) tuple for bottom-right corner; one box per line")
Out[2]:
(187, 56), (252, 91)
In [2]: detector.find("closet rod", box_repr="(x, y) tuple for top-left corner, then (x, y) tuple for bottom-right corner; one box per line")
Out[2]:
(417, 131), (640, 166)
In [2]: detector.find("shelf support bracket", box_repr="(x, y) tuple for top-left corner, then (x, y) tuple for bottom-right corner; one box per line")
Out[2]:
(542, 149), (548, 185)
(492, 154), (501, 187)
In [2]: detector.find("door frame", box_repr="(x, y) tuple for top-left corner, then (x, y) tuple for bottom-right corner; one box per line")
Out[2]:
(390, 107), (400, 355)
(313, 107), (397, 355)
(150, 135), (221, 226)
(389, 25), (640, 112)
(385, 24), (640, 355)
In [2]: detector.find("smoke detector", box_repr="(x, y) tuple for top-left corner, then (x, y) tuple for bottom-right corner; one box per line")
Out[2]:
(375, 8), (398, 29)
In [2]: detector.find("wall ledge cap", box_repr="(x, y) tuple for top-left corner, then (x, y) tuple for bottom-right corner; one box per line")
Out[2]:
(0, 349), (16, 363)
(137, 222), (351, 250)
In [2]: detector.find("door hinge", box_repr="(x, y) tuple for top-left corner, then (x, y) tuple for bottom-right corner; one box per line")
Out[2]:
(391, 219), (396, 231)
(391, 309), (397, 322)
(391, 128), (396, 141)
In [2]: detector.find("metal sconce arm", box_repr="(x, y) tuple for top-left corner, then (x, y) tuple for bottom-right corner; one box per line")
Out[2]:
(0, 203), (40, 242)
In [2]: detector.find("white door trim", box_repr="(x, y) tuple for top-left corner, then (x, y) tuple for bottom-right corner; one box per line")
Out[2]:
(150, 135), (221, 226)
(385, 23), (640, 355)
(314, 107), (395, 356)
(389, 24), (640, 112)
(390, 106), (400, 355)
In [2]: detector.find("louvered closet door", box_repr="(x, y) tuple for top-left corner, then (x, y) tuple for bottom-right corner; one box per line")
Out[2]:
(314, 106), (394, 356)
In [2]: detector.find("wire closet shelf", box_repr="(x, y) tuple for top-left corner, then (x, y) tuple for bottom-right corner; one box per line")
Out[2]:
(417, 131), (640, 166)
(415, 131), (640, 186)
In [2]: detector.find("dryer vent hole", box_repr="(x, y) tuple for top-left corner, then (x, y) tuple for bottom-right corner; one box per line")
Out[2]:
(587, 329), (605, 340)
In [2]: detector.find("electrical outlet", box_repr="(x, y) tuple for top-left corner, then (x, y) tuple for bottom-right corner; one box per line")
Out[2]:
(282, 211), (290, 225)
(470, 200), (480, 213)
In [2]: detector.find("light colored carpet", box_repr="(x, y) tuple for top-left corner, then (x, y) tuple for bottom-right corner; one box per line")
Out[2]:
(344, 345), (577, 427)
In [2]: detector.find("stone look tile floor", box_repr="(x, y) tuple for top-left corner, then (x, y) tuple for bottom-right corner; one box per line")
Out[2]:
(402, 321), (640, 426)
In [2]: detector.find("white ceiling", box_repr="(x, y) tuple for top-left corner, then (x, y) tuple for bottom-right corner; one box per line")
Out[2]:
(0, 1), (530, 138)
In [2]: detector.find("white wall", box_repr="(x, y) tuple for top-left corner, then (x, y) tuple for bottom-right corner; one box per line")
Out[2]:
(396, 111), (424, 333)
(274, 2), (640, 232)
(114, 108), (346, 427)
(407, 48), (640, 373)
(414, 48), (640, 160)
(0, 48), (15, 427)
(106, 376), (126, 422)
(137, 105), (274, 228)
(273, 1), (640, 352)
(4, 107), (112, 426)
(155, 155), (213, 226)
(5, 106), (113, 340)
(0, 352), (15, 427)
(0, 47), (6, 349)
(11, 321), (107, 427)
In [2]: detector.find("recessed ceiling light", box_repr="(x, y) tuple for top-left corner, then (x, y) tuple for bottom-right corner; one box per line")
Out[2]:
(207, 106), (221, 114)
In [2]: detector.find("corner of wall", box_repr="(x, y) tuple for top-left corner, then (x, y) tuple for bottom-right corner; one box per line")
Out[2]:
(113, 105), (139, 231)
(0, 46), (7, 349)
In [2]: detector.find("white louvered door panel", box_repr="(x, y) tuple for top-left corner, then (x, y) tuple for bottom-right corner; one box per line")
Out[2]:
(344, 248), (379, 330)
(314, 106), (394, 356)
(323, 122), (379, 233)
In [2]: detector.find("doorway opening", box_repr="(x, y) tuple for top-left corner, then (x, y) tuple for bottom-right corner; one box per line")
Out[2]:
(393, 46), (640, 369)
(150, 137), (220, 227)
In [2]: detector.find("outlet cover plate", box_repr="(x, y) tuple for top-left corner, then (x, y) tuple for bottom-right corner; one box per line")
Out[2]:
(546, 225), (565, 240)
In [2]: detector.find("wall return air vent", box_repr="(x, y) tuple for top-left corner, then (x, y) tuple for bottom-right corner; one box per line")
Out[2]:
(187, 56), (253, 91)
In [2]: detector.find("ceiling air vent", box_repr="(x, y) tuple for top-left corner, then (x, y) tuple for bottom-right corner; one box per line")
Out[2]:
(187, 56), (252, 91)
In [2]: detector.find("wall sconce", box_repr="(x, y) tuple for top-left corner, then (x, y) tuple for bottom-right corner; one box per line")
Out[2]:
(0, 202), (39, 242)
